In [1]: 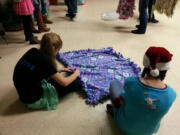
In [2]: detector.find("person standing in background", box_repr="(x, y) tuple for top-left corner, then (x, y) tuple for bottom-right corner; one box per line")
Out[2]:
(148, 0), (159, 23)
(131, 0), (149, 34)
(13, 0), (40, 44)
(33, 0), (51, 32)
(64, 0), (77, 20)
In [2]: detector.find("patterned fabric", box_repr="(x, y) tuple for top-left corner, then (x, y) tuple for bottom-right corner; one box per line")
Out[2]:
(14, 0), (34, 15)
(56, 47), (141, 105)
(117, 0), (135, 19)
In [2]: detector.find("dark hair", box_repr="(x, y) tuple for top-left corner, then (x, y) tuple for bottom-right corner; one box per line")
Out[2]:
(141, 68), (167, 81)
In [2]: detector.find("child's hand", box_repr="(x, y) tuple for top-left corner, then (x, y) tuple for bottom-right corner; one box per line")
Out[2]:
(64, 68), (74, 72)
(74, 69), (80, 76)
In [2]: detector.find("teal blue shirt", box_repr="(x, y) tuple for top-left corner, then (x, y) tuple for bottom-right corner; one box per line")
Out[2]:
(113, 77), (176, 135)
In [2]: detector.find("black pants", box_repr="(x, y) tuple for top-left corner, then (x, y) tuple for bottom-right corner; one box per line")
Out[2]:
(0, 2), (22, 28)
(48, 78), (82, 98)
(138, 0), (149, 30)
(64, 0), (77, 14)
(148, 0), (156, 19)
(22, 15), (33, 39)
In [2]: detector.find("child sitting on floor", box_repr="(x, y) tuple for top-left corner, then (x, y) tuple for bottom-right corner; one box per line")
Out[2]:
(13, 33), (81, 110)
(107, 46), (176, 135)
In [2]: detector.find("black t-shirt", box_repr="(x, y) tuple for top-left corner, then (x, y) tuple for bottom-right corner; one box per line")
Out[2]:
(13, 48), (57, 104)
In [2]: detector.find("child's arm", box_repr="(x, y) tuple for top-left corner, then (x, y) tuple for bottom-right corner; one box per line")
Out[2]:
(58, 67), (74, 73)
(51, 69), (80, 87)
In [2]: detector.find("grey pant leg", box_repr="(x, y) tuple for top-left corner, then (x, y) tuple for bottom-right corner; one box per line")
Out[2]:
(109, 80), (124, 102)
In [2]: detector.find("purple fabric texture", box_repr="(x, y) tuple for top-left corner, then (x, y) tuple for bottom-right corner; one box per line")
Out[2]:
(56, 47), (141, 105)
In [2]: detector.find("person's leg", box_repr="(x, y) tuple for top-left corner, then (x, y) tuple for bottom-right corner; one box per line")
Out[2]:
(148, 0), (153, 20)
(139, 0), (149, 30)
(41, 0), (47, 16)
(65, 0), (77, 19)
(132, 0), (149, 34)
(148, 0), (159, 23)
(41, 0), (53, 24)
(48, 78), (82, 98)
(73, 0), (78, 14)
(109, 80), (124, 103)
(33, 0), (42, 15)
(138, 0), (142, 19)
(22, 15), (32, 41)
(107, 80), (124, 116)
(33, 0), (43, 26)
(34, 0), (50, 32)
(22, 15), (40, 44)
(30, 15), (40, 33)
(65, 0), (72, 14)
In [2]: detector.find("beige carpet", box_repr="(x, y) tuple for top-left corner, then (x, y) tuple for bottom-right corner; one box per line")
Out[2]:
(0, 0), (180, 135)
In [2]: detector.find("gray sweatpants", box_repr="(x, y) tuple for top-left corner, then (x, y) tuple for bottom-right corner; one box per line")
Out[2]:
(109, 80), (124, 102)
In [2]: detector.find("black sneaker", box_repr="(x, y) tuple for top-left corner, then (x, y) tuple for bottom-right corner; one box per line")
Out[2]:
(66, 14), (76, 20)
(149, 19), (159, 23)
(131, 29), (145, 34)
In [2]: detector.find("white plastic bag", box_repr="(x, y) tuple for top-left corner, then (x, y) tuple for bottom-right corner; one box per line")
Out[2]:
(101, 11), (119, 21)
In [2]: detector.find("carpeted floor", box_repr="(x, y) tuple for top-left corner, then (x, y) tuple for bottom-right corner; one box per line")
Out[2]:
(0, 0), (180, 135)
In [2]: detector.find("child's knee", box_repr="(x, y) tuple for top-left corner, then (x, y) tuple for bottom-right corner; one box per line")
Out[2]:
(110, 80), (122, 90)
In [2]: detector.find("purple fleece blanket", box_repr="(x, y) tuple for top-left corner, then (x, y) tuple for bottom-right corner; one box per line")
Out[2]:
(56, 47), (141, 105)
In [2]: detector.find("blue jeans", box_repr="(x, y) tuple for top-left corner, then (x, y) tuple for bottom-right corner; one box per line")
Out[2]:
(138, 0), (149, 31)
(64, 0), (77, 14)
(34, 0), (48, 15)
(109, 80), (124, 102)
